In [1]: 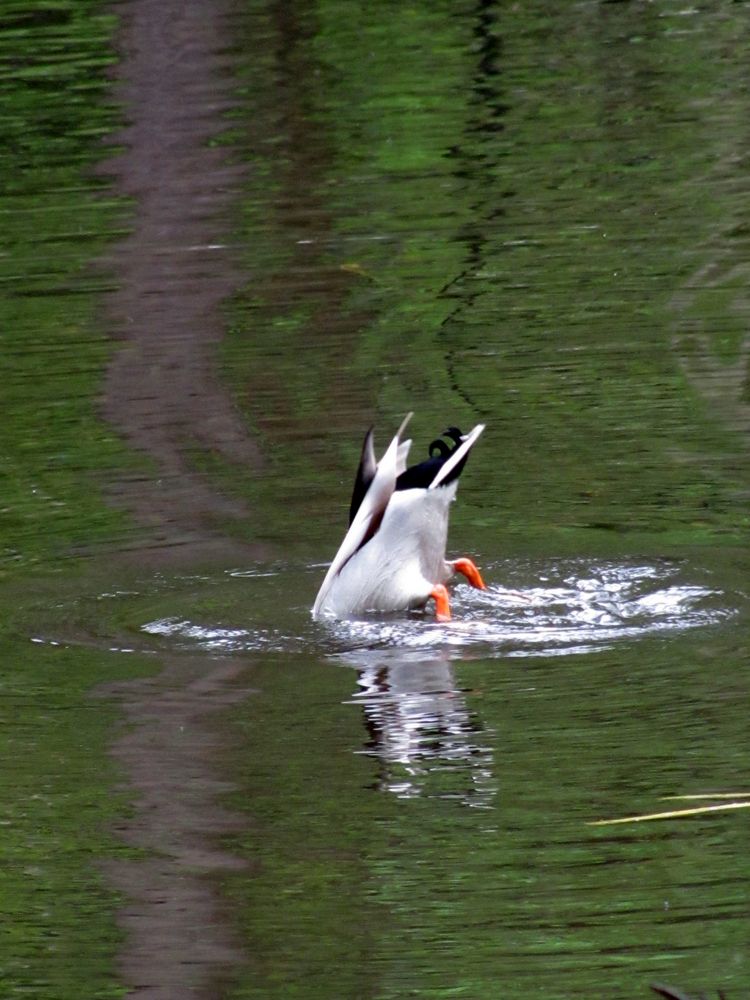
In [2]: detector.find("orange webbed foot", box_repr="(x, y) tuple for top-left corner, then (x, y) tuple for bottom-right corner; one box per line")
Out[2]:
(429, 584), (451, 622)
(452, 557), (486, 590)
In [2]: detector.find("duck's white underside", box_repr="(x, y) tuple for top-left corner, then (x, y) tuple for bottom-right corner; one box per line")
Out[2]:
(313, 483), (457, 619)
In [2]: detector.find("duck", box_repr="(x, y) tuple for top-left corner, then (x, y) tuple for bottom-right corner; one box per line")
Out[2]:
(312, 413), (487, 621)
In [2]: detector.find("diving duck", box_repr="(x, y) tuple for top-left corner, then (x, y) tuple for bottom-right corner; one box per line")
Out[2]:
(312, 413), (486, 621)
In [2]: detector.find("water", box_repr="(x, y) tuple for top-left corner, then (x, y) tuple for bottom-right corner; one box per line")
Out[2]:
(137, 557), (730, 658)
(1, 0), (750, 998)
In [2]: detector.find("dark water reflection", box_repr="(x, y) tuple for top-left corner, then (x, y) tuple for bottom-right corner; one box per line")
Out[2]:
(2, 0), (750, 998)
(349, 652), (497, 808)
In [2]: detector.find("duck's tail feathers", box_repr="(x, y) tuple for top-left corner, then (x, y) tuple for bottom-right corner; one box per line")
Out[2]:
(429, 423), (484, 489)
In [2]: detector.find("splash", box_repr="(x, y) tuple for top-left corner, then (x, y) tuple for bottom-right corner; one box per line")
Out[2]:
(137, 559), (732, 659)
(141, 616), (287, 653)
(327, 560), (731, 660)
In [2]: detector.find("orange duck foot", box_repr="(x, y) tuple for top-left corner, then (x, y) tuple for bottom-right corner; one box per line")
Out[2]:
(429, 584), (451, 622)
(452, 557), (486, 590)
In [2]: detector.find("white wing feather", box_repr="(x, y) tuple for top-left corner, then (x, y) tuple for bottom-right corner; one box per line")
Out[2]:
(313, 414), (412, 617)
(429, 424), (484, 489)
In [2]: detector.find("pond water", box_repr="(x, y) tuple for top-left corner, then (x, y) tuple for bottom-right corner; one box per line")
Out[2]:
(1, 1), (750, 999)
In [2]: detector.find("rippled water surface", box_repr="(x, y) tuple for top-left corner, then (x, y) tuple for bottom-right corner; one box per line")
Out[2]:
(135, 557), (732, 658)
(2, 1), (750, 998)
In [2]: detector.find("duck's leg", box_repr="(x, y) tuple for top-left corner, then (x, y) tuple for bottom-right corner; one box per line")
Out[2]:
(429, 584), (451, 622)
(451, 557), (486, 590)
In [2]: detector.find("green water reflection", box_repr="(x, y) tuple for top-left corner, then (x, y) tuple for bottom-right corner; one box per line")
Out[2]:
(0, 6), (141, 998)
(226, 0), (750, 556)
(0, 626), (153, 999)
(221, 2), (750, 997)
(0, 0), (132, 576)
(227, 624), (750, 998)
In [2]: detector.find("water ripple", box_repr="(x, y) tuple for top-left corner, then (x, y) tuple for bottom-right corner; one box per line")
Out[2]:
(138, 559), (733, 660)
(328, 560), (731, 660)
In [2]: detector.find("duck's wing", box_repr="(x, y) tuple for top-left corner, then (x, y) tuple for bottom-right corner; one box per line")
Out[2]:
(313, 413), (412, 617)
(349, 427), (412, 524)
(429, 424), (484, 489)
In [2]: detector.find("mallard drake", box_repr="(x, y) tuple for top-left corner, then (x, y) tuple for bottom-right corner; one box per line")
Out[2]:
(312, 413), (486, 621)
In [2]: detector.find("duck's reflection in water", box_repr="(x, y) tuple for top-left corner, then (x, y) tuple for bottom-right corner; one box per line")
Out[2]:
(344, 651), (496, 808)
